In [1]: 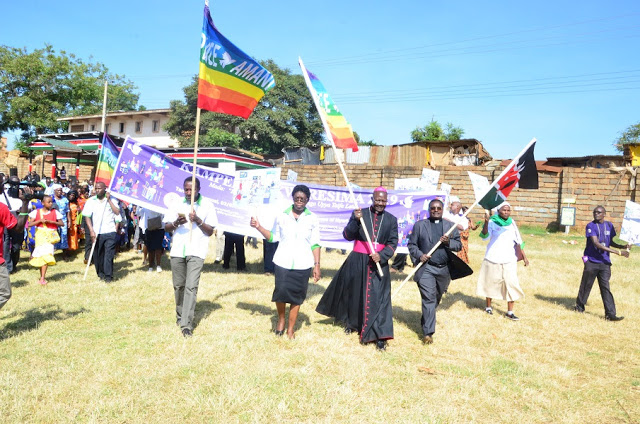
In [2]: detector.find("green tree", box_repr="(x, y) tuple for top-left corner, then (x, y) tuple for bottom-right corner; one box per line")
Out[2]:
(411, 119), (465, 142)
(353, 131), (377, 146)
(164, 60), (324, 154)
(614, 122), (640, 152)
(0, 44), (140, 144)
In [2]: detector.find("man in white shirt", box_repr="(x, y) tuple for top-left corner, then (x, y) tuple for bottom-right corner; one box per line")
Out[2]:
(164, 177), (217, 338)
(83, 182), (121, 283)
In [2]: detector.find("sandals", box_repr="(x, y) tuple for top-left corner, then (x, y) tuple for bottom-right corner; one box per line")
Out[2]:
(38, 278), (47, 286)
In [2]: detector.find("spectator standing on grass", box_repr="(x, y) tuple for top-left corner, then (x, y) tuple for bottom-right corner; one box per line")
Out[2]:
(0, 188), (32, 310)
(409, 198), (470, 345)
(574, 205), (630, 321)
(164, 177), (217, 338)
(27, 195), (63, 285)
(138, 206), (165, 272)
(83, 182), (121, 283)
(53, 185), (71, 258)
(251, 184), (321, 340)
(477, 202), (528, 320)
(316, 187), (397, 350)
(443, 196), (471, 264)
(1, 175), (25, 273)
(222, 231), (246, 271)
(67, 190), (82, 252)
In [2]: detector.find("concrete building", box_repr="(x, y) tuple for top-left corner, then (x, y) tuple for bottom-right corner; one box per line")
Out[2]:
(57, 109), (176, 148)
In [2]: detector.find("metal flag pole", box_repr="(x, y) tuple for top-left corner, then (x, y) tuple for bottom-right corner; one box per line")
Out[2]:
(299, 57), (383, 277)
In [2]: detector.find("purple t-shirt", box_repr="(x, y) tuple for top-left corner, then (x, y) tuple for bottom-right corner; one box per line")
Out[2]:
(584, 221), (616, 265)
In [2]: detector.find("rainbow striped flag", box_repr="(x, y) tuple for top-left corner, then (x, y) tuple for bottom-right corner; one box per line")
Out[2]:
(198, 5), (275, 119)
(95, 134), (120, 185)
(301, 67), (358, 152)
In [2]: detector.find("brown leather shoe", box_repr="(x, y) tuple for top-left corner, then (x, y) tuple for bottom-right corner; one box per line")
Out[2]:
(423, 335), (433, 345)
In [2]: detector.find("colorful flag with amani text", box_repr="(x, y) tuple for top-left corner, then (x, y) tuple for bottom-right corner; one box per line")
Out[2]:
(301, 66), (358, 152)
(197, 5), (275, 119)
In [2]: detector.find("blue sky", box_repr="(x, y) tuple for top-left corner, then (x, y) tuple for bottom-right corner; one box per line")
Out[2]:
(2, 0), (639, 160)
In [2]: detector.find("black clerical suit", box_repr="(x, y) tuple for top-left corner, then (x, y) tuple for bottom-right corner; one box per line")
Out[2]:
(408, 218), (472, 337)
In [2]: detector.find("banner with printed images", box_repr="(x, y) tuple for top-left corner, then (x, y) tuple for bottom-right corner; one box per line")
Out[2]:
(108, 136), (235, 229)
(620, 200), (640, 246)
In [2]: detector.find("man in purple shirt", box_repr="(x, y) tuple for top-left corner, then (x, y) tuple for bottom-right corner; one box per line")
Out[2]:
(575, 206), (631, 321)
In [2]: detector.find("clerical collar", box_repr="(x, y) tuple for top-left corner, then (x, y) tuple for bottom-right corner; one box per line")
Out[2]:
(429, 218), (441, 223)
(369, 206), (383, 215)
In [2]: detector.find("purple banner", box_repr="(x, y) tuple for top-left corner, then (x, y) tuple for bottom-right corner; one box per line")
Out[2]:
(108, 137), (446, 254)
(273, 181), (445, 254)
(108, 137), (235, 229)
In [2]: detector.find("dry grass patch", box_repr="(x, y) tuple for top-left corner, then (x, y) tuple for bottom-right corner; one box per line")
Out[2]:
(1, 231), (639, 423)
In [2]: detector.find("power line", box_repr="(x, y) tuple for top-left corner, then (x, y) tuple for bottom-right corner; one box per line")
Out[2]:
(305, 12), (640, 66)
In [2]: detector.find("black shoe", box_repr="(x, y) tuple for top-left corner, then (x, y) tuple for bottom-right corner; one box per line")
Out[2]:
(222, 265), (230, 270)
(505, 312), (519, 321)
(274, 329), (284, 336)
(104, 278), (112, 284)
(182, 328), (193, 338)
(605, 315), (624, 322)
(344, 327), (355, 335)
(376, 340), (387, 351)
(573, 306), (584, 313)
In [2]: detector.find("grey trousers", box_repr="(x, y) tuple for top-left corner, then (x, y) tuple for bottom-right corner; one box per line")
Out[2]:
(416, 264), (451, 337)
(0, 263), (11, 310)
(171, 256), (205, 331)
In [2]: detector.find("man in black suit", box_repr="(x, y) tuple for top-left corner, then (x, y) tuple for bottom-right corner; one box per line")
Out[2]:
(408, 198), (471, 345)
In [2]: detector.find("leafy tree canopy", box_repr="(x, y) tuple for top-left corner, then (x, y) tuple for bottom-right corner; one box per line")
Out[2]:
(411, 119), (465, 142)
(353, 131), (377, 146)
(165, 60), (324, 154)
(0, 44), (139, 144)
(614, 122), (640, 152)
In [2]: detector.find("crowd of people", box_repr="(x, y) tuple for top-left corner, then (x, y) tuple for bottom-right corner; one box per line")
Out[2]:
(0, 173), (632, 348)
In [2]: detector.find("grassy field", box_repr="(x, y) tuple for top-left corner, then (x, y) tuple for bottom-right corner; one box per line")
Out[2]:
(0, 230), (638, 423)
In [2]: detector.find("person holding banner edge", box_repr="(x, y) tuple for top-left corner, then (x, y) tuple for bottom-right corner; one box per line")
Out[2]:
(574, 205), (630, 321)
(164, 177), (216, 338)
(250, 184), (321, 340)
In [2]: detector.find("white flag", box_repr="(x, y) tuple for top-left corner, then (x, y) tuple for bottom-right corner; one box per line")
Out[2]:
(467, 171), (490, 201)
(620, 200), (640, 246)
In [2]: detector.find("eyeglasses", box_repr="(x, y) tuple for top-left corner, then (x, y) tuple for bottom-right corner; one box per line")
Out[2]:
(430, 206), (442, 211)
(293, 196), (308, 202)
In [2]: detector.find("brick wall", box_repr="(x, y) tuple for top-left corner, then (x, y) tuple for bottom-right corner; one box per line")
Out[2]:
(281, 164), (637, 231)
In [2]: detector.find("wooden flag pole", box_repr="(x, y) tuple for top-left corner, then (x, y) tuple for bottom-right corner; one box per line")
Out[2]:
(392, 137), (537, 298)
(299, 57), (383, 277)
(83, 80), (109, 281)
(188, 107), (203, 241)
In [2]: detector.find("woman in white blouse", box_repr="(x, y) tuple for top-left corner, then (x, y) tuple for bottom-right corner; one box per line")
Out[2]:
(477, 202), (529, 320)
(250, 185), (321, 339)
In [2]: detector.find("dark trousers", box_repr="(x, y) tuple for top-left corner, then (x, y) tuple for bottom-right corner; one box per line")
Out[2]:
(391, 253), (408, 271)
(94, 232), (117, 281)
(223, 232), (245, 270)
(3, 229), (21, 274)
(416, 264), (451, 336)
(83, 217), (92, 262)
(576, 261), (617, 317)
(263, 240), (279, 273)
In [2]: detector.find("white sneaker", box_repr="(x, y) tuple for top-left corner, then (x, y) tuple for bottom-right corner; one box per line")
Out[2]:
(156, 266), (162, 273)
(148, 267), (153, 272)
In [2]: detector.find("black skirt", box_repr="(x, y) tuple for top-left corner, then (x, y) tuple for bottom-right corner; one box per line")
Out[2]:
(144, 228), (165, 251)
(272, 265), (312, 305)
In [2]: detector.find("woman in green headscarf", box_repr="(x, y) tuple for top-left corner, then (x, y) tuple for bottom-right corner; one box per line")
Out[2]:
(476, 202), (529, 320)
